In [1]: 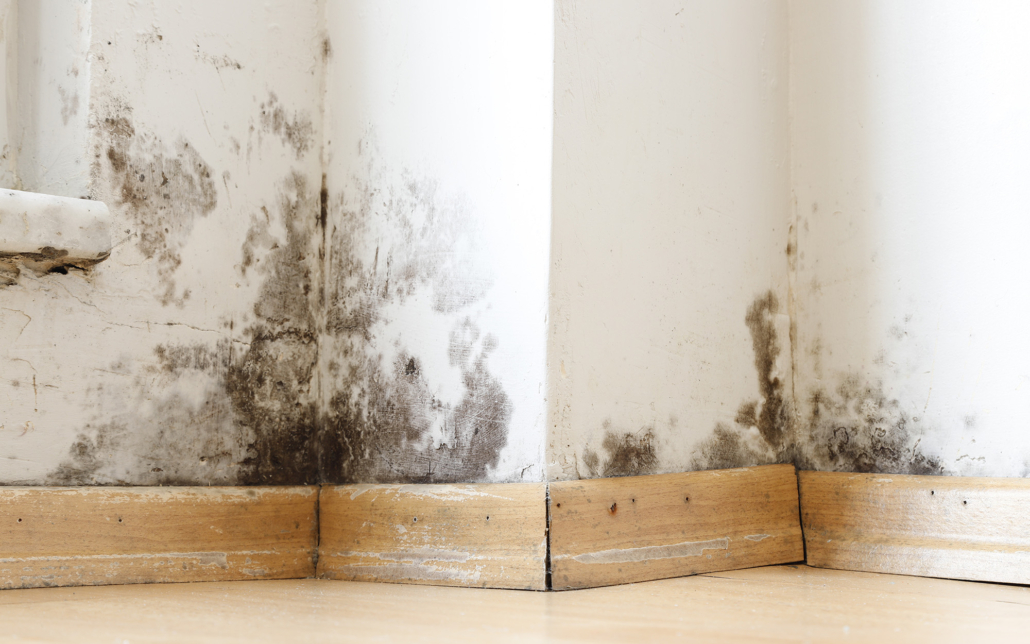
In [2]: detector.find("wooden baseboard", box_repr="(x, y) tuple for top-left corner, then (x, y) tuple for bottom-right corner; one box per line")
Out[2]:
(317, 483), (548, 590)
(548, 464), (804, 590)
(0, 486), (318, 589)
(18, 467), (1024, 592)
(799, 471), (1030, 585)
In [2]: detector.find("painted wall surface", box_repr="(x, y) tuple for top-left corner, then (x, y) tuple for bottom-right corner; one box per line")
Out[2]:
(14, 0), (93, 198)
(0, 0), (326, 484)
(791, 1), (1030, 476)
(547, 0), (793, 480)
(320, 0), (554, 483)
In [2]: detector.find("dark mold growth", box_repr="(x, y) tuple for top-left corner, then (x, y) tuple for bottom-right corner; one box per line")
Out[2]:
(231, 172), (321, 484)
(47, 340), (250, 486)
(795, 376), (945, 475)
(743, 292), (791, 450)
(48, 172), (322, 486)
(322, 322), (512, 483)
(49, 123), (509, 485)
(688, 290), (945, 474)
(582, 424), (658, 478)
(99, 106), (217, 307)
(258, 93), (314, 160)
(318, 153), (510, 483)
(691, 291), (795, 471)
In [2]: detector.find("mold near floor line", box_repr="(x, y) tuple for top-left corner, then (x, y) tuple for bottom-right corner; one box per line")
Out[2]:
(689, 290), (795, 471)
(581, 424), (658, 478)
(795, 375), (946, 475)
(46, 169), (323, 486)
(318, 146), (513, 484)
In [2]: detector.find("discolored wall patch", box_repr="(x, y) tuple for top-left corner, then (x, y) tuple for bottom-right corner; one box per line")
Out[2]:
(258, 92), (315, 161)
(795, 376), (945, 475)
(317, 152), (513, 484)
(96, 103), (218, 307)
(690, 290), (795, 471)
(47, 170), (323, 486)
(581, 423), (658, 478)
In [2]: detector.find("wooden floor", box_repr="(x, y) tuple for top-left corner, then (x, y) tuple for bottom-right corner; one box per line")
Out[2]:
(0, 565), (1026, 643)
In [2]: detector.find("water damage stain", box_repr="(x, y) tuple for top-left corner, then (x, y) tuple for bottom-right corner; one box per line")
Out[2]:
(46, 341), (250, 486)
(48, 143), (510, 484)
(321, 320), (512, 483)
(691, 291), (795, 470)
(318, 151), (510, 483)
(98, 104), (217, 307)
(795, 376), (945, 475)
(581, 423), (658, 478)
(230, 171), (321, 484)
(258, 92), (314, 161)
(685, 290), (945, 475)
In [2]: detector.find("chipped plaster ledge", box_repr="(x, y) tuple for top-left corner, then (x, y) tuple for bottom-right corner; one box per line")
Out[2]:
(0, 189), (112, 280)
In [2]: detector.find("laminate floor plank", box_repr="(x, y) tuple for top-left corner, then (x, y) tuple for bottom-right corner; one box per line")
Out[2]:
(0, 565), (1025, 643)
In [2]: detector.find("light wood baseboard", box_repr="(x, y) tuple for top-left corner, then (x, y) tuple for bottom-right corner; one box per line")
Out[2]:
(548, 464), (804, 590)
(317, 483), (548, 590)
(0, 486), (318, 589)
(799, 471), (1030, 584)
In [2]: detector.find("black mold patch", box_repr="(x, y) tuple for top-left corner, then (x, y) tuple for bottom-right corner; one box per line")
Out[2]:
(98, 107), (217, 307)
(322, 322), (512, 483)
(795, 376), (945, 475)
(318, 155), (511, 483)
(690, 290), (795, 471)
(47, 172), (322, 486)
(743, 292), (791, 449)
(231, 172), (321, 484)
(258, 93), (314, 160)
(581, 425), (658, 478)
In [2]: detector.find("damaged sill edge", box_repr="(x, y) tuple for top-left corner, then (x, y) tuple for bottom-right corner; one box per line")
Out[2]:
(0, 189), (113, 282)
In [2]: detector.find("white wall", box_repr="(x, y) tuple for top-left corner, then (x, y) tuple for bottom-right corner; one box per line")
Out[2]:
(13, 0), (93, 197)
(791, 0), (1030, 476)
(319, 0), (554, 482)
(548, 0), (792, 480)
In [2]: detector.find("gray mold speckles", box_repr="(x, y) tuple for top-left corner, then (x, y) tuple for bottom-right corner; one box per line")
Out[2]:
(259, 93), (314, 160)
(690, 291), (795, 471)
(322, 317), (512, 484)
(796, 376), (945, 475)
(743, 291), (791, 450)
(581, 425), (658, 478)
(47, 171), (322, 486)
(47, 342), (250, 486)
(99, 106), (217, 307)
(319, 152), (511, 483)
(231, 174), (321, 484)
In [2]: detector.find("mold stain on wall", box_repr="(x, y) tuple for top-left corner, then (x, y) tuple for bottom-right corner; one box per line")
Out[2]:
(318, 151), (513, 484)
(683, 290), (946, 475)
(48, 124), (512, 484)
(97, 102), (217, 307)
(46, 80), (325, 484)
(690, 290), (795, 471)
(258, 92), (315, 161)
(794, 376), (945, 475)
(47, 169), (323, 485)
(581, 422), (658, 478)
